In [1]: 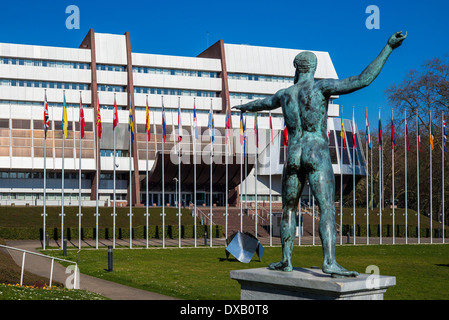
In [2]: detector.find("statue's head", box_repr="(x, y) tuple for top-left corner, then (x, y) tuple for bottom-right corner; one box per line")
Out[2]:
(293, 51), (317, 77)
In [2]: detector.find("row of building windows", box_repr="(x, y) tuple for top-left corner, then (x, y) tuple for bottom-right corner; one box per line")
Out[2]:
(133, 67), (219, 78)
(0, 79), (89, 91)
(97, 84), (126, 93)
(228, 73), (294, 83)
(229, 92), (271, 100)
(0, 57), (90, 70)
(96, 64), (126, 72)
(134, 87), (219, 98)
(0, 100), (90, 108)
(0, 171), (129, 181)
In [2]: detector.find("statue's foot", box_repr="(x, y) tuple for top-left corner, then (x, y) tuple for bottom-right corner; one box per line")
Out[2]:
(268, 261), (293, 272)
(322, 261), (359, 278)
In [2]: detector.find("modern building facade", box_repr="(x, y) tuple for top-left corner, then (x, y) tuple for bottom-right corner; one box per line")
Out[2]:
(0, 29), (366, 207)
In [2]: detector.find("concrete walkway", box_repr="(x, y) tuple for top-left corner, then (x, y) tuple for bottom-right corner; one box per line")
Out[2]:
(4, 240), (178, 300)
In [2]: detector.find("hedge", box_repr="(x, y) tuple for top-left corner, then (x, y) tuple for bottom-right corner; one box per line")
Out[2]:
(342, 224), (449, 238)
(0, 225), (223, 241)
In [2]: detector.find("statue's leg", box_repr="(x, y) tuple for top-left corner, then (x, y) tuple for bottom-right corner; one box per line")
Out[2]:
(269, 150), (305, 272)
(308, 151), (359, 278)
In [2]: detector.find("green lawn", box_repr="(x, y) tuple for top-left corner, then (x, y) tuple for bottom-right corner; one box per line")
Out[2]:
(45, 244), (449, 300)
(0, 284), (108, 300)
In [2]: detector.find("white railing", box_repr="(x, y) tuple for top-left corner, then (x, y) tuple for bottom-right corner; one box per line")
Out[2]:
(0, 244), (79, 289)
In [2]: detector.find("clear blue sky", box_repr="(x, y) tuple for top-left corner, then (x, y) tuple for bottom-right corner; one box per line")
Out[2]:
(0, 0), (448, 129)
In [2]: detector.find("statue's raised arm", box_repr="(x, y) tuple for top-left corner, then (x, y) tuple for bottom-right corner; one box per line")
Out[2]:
(232, 89), (285, 113)
(319, 31), (407, 97)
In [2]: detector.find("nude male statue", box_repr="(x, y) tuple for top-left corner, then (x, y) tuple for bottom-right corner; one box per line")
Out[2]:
(234, 31), (407, 277)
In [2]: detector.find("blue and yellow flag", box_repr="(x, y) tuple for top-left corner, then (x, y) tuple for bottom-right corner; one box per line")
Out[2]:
(62, 92), (68, 139)
(128, 108), (135, 143)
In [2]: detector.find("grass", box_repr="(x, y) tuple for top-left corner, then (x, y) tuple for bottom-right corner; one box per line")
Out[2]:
(45, 243), (449, 300)
(0, 283), (107, 300)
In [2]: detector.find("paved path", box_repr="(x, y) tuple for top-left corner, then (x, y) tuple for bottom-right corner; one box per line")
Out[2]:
(4, 240), (178, 300)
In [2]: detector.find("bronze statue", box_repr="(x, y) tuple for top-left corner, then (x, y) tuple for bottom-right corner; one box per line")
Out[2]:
(234, 31), (407, 277)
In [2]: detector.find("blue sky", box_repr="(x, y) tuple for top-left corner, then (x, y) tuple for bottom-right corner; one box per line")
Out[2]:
(0, 0), (448, 129)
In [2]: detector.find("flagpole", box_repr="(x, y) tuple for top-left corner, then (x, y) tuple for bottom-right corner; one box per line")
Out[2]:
(392, 108), (395, 245)
(430, 109), (433, 244)
(146, 95), (150, 249)
(417, 111), (421, 244)
(379, 108), (382, 245)
(340, 106), (343, 246)
(255, 112), (258, 239)
(366, 107), (369, 245)
(225, 106), (229, 241)
(129, 105), (133, 249)
(43, 89), (48, 251)
(112, 93), (117, 249)
(405, 110), (408, 244)
(352, 106), (356, 245)
(162, 96), (166, 248)
(178, 97), (182, 248)
(60, 90), (66, 249)
(193, 98), (197, 248)
(209, 98), (213, 247)
(95, 93), (100, 250)
(443, 112), (446, 244)
(78, 91), (83, 250)
(269, 111), (273, 247)
(240, 107), (243, 233)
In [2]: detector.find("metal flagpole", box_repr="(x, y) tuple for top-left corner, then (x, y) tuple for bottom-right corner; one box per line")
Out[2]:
(366, 107), (369, 245)
(112, 105), (117, 249)
(405, 110), (408, 244)
(78, 91), (83, 250)
(255, 112), (258, 239)
(146, 95), (150, 249)
(225, 107), (229, 240)
(371, 141), (374, 211)
(129, 107), (133, 249)
(60, 90), (67, 249)
(95, 93), (101, 250)
(178, 97), (182, 248)
(162, 96), (166, 248)
(340, 109), (343, 246)
(417, 111), (421, 244)
(430, 110), (433, 244)
(193, 99), (197, 248)
(240, 108), (243, 232)
(42, 90), (48, 250)
(352, 107), (356, 245)
(379, 108), (382, 245)
(443, 112), (446, 244)
(312, 196), (315, 245)
(209, 99), (213, 247)
(269, 112), (273, 247)
(392, 108), (395, 245)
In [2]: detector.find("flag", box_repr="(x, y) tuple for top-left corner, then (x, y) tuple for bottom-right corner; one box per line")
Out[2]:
(430, 118), (434, 151)
(79, 94), (85, 140)
(391, 115), (395, 149)
(162, 102), (167, 143)
(270, 113), (274, 145)
(417, 118), (421, 152)
(225, 108), (230, 143)
(365, 110), (371, 149)
(113, 95), (119, 131)
(145, 96), (151, 142)
(44, 92), (50, 139)
(62, 92), (68, 139)
(444, 119), (447, 152)
(240, 112), (245, 145)
(283, 120), (288, 146)
(97, 98), (102, 140)
(254, 113), (259, 149)
(352, 109), (356, 149)
(128, 108), (135, 143)
(405, 117), (409, 152)
(341, 119), (346, 148)
(193, 100), (198, 140)
(378, 111), (382, 148)
(208, 106), (215, 143)
(177, 105), (182, 142)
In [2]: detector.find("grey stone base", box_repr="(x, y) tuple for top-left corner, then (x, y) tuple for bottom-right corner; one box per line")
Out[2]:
(230, 267), (396, 300)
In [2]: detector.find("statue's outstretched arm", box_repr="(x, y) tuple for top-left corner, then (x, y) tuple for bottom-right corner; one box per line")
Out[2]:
(232, 89), (284, 113)
(320, 31), (407, 97)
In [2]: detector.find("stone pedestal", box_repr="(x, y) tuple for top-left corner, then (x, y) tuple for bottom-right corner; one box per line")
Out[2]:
(230, 267), (396, 300)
